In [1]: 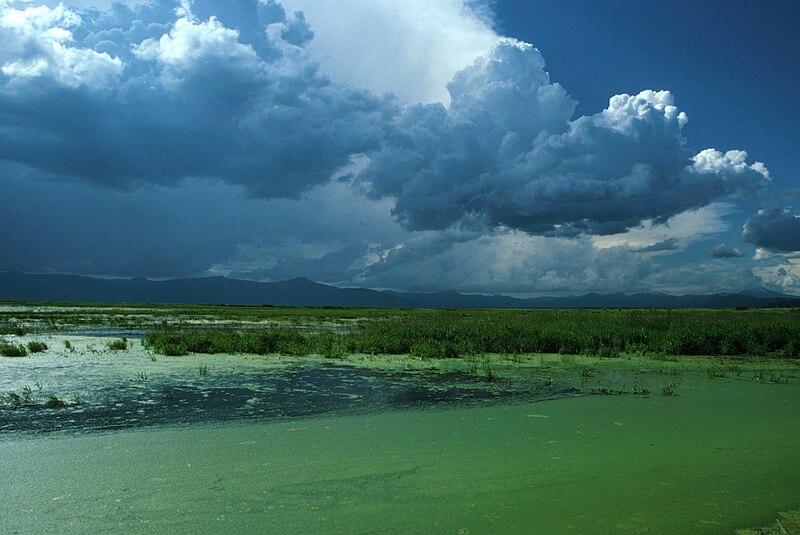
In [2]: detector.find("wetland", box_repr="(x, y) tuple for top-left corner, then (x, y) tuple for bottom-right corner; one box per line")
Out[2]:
(1, 303), (799, 533)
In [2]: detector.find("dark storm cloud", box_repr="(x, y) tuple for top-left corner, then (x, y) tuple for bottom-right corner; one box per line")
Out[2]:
(0, 166), (241, 276)
(1, 3), (772, 229)
(0, 0), (389, 197)
(0, 160), (404, 279)
(0, 0), (784, 291)
(710, 244), (744, 259)
(742, 207), (800, 253)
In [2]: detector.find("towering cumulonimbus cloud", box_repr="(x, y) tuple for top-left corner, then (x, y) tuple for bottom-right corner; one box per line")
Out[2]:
(358, 39), (771, 235)
(0, 0), (773, 237)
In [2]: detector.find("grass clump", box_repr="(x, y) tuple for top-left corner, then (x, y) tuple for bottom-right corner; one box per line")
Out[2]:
(0, 340), (28, 357)
(27, 341), (48, 353)
(631, 377), (650, 395)
(107, 337), (128, 351)
(144, 328), (313, 357)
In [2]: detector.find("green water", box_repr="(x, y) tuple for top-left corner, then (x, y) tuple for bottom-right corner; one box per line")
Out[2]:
(2, 372), (799, 534)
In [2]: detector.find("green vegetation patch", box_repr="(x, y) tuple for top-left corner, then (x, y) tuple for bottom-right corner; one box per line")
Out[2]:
(142, 308), (800, 359)
(26, 341), (48, 353)
(0, 323), (27, 336)
(0, 339), (28, 357)
(107, 337), (128, 351)
(144, 329), (314, 356)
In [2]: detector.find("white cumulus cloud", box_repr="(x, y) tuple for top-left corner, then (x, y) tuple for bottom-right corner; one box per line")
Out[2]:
(0, 3), (122, 88)
(280, 0), (499, 105)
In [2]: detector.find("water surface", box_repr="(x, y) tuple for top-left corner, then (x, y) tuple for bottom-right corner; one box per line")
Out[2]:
(2, 337), (799, 533)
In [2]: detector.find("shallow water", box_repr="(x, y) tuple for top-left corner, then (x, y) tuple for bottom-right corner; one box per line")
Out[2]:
(1, 339), (800, 533)
(0, 337), (579, 433)
(2, 381), (800, 534)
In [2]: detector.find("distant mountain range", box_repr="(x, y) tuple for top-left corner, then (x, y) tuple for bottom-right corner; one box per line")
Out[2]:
(1, 271), (799, 309)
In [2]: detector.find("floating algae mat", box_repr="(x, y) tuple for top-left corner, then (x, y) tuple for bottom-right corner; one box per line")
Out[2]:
(0, 336), (580, 433)
(1, 337), (800, 533)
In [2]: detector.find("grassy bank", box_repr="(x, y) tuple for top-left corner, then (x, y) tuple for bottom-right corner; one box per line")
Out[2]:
(143, 308), (800, 358)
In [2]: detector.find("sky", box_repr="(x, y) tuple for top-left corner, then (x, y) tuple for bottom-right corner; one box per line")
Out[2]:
(0, 0), (798, 296)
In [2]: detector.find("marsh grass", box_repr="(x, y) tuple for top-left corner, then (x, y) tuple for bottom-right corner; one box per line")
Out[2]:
(481, 360), (495, 382)
(631, 377), (650, 395)
(141, 308), (800, 360)
(0, 340), (27, 357)
(26, 341), (48, 353)
(5, 305), (788, 360)
(661, 383), (678, 396)
(3, 386), (74, 410)
(0, 323), (26, 336)
(753, 369), (768, 382)
(143, 328), (312, 356)
(707, 365), (728, 379)
(6, 391), (23, 409)
(769, 373), (792, 384)
(45, 395), (64, 408)
(107, 337), (128, 351)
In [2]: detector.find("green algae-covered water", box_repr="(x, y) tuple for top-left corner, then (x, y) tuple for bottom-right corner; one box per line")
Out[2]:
(2, 348), (799, 534)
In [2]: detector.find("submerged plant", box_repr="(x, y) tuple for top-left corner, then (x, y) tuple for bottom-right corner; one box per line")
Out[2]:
(631, 377), (650, 395)
(6, 391), (22, 409)
(45, 395), (65, 408)
(661, 383), (678, 397)
(482, 360), (495, 382)
(769, 373), (791, 384)
(595, 346), (619, 359)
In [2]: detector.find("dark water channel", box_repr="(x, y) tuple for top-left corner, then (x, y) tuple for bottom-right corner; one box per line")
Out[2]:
(1, 360), (579, 434)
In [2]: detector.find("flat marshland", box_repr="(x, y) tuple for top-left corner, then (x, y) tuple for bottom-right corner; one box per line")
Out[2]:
(1, 303), (799, 534)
